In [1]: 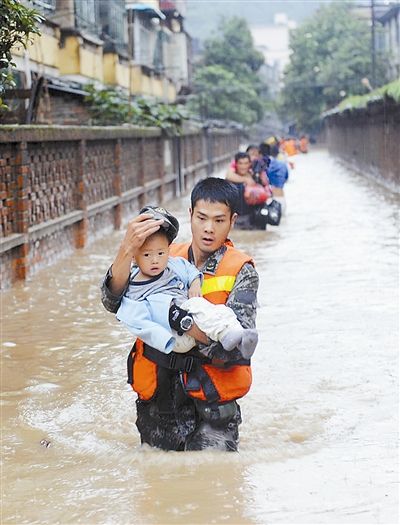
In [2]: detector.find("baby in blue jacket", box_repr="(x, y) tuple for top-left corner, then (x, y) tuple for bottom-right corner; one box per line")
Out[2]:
(116, 206), (257, 358)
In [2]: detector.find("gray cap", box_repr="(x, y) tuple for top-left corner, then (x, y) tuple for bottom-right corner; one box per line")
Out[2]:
(139, 205), (179, 243)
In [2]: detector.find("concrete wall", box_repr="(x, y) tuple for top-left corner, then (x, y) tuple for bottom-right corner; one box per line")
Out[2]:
(324, 99), (400, 192)
(0, 125), (241, 289)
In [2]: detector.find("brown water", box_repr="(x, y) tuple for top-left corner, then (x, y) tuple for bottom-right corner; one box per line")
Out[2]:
(1, 150), (399, 524)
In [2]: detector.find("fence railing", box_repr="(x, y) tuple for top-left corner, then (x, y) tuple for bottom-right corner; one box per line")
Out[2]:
(0, 124), (241, 287)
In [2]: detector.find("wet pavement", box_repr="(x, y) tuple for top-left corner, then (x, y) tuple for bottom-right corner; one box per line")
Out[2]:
(1, 149), (399, 524)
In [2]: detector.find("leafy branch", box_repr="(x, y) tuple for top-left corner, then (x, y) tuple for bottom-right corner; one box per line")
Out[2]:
(0, 0), (44, 108)
(84, 85), (190, 134)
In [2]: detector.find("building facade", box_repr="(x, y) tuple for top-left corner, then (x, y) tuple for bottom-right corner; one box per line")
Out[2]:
(376, 3), (400, 81)
(5, 0), (192, 123)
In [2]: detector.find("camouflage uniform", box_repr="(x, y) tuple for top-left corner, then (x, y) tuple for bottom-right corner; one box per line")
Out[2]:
(101, 243), (259, 451)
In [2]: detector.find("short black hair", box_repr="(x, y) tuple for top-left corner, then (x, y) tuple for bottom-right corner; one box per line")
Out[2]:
(246, 144), (260, 153)
(270, 145), (280, 157)
(147, 228), (173, 245)
(234, 152), (250, 163)
(191, 177), (239, 216)
(259, 143), (271, 156)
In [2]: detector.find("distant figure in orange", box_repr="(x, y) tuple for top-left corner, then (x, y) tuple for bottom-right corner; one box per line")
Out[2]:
(299, 135), (309, 154)
(283, 137), (298, 157)
(282, 137), (298, 170)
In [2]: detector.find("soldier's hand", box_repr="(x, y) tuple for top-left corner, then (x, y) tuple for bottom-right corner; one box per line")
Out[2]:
(188, 278), (202, 298)
(121, 214), (164, 258)
(187, 323), (209, 345)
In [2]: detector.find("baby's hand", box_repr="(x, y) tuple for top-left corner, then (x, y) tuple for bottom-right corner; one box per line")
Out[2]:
(188, 278), (202, 298)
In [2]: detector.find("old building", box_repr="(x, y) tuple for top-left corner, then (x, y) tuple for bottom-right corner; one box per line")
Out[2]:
(4, 0), (192, 124)
(376, 2), (400, 81)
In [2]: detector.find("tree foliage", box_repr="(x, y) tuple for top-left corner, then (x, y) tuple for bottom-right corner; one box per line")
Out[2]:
(279, 1), (389, 132)
(0, 0), (43, 106)
(84, 85), (189, 133)
(191, 65), (263, 126)
(190, 17), (265, 126)
(203, 17), (264, 80)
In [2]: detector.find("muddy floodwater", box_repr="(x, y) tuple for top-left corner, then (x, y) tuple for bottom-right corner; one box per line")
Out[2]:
(1, 149), (399, 524)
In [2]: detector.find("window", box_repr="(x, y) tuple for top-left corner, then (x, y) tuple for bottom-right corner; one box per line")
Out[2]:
(30, 0), (56, 11)
(74, 0), (99, 34)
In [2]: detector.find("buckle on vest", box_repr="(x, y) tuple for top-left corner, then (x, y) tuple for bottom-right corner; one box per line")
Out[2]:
(184, 356), (194, 372)
(169, 353), (177, 369)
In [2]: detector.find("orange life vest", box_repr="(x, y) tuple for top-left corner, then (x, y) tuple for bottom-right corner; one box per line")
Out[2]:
(284, 139), (298, 157)
(127, 241), (254, 403)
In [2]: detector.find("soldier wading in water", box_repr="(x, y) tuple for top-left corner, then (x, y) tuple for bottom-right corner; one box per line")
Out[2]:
(101, 178), (259, 451)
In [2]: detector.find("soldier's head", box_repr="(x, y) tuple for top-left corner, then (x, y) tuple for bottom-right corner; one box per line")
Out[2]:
(189, 178), (238, 257)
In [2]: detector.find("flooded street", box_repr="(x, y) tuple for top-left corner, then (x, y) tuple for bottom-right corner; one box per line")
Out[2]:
(1, 149), (398, 524)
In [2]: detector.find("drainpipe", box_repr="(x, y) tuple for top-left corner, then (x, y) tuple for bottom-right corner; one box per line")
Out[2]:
(175, 135), (183, 195)
(203, 124), (213, 175)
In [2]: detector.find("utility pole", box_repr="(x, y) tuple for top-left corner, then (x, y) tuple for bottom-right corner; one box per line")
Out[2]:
(370, 0), (376, 87)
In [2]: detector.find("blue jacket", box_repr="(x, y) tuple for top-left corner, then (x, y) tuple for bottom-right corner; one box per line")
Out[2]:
(267, 157), (289, 188)
(116, 257), (200, 353)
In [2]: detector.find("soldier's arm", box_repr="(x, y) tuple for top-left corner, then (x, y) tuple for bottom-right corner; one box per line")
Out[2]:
(101, 214), (163, 313)
(197, 263), (259, 360)
(109, 215), (163, 294)
(226, 262), (259, 329)
(101, 266), (128, 313)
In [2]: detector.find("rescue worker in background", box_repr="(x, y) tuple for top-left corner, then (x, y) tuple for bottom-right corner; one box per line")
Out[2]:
(225, 152), (271, 229)
(225, 144), (261, 179)
(265, 135), (279, 147)
(282, 137), (298, 170)
(101, 178), (259, 452)
(299, 135), (309, 154)
(259, 143), (289, 215)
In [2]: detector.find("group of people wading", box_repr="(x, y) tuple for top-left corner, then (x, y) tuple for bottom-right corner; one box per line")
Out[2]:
(101, 134), (307, 451)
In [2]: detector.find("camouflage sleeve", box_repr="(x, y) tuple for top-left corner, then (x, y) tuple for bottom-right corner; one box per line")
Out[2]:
(101, 266), (129, 313)
(225, 262), (259, 329)
(197, 262), (259, 360)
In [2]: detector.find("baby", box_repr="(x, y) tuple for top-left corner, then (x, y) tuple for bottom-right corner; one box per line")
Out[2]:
(116, 206), (258, 358)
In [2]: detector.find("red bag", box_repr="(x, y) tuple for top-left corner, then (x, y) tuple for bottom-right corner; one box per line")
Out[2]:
(243, 184), (269, 206)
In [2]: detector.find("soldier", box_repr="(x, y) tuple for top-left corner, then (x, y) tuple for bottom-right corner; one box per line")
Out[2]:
(101, 177), (259, 451)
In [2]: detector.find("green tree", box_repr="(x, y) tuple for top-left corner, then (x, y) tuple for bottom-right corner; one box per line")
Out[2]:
(203, 17), (264, 81)
(0, 0), (43, 107)
(279, 1), (388, 132)
(190, 65), (263, 125)
(190, 17), (265, 125)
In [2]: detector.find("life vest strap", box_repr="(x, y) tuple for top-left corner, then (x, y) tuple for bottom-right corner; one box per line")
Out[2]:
(143, 344), (250, 370)
(194, 365), (220, 402)
(144, 344), (204, 372)
(127, 344), (135, 385)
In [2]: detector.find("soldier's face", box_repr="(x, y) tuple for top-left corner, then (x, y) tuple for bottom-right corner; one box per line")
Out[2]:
(190, 199), (237, 256)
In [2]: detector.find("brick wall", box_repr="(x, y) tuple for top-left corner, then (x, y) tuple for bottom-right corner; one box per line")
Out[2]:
(0, 125), (241, 288)
(0, 142), (18, 237)
(325, 99), (400, 191)
(27, 140), (79, 226)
